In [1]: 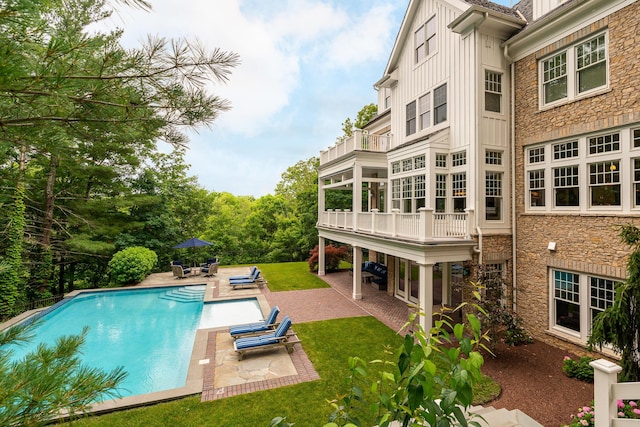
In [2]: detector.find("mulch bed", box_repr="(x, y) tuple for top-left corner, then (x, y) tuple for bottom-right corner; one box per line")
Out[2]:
(480, 339), (594, 426)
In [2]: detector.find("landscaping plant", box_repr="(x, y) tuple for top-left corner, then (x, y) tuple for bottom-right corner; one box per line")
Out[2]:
(562, 356), (595, 382)
(562, 400), (640, 426)
(108, 246), (157, 285)
(324, 299), (491, 427)
(308, 244), (349, 272)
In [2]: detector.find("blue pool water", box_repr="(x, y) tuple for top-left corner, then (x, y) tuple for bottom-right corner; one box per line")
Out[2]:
(8, 286), (205, 398)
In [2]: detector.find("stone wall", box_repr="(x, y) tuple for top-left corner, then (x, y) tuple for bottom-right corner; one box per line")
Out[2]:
(513, 1), (640, 349)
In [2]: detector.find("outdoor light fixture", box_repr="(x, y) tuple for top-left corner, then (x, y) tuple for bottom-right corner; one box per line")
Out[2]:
(548, 241), (557, 251)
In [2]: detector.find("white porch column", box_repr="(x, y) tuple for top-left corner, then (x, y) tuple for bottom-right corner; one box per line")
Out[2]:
(441, 262), (451, 306)
(352, 163), (362, 230)
(419, 263), (434, 333)
(352, 246), (363, 300)
(318, 236), (326, 276)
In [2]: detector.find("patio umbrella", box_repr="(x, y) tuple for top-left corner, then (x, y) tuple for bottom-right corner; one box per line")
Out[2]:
(173, 238), (213, 267)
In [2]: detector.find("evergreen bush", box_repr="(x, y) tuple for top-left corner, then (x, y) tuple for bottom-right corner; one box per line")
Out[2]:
(108, 247), (157, 285)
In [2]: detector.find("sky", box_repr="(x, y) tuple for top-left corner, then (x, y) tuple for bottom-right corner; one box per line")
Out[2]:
(105, 0), (514, 197)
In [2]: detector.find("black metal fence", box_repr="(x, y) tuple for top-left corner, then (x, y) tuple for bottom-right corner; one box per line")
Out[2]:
(1, 295), (64, 323)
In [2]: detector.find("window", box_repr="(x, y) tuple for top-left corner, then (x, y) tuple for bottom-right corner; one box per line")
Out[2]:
(590, 277), (615, 325)
(554, 166), (579, 207)
(435, 153), (447, 168)
(402, 159), (413, 172)
(436, 174), (446, 212)
(528, 147), (545, 164)
(392, 162), (401, 174)
(577, 34), (607, 93)
(452, 173), (466, 212)
(634, 158), (640, 207)
(391, 179), (400, 210)
(529, 170), (545, 207)
(588, 132), (619, 154)
(553, 141), (578, 159)
(543, 52), (567, 104)
(419, 93), (431, 130)
(406, 101), (416, 136)
(415, 175), (426, 210)
(452, 151), (466, 167)
(589, 160), (620, 206)
(415, 16), (436, 63)
(414, 155), (426, 169)
(540, 32), (608, 107)
(551, 270), (618, 342)
(554, 270), (580, 332)
(634, 129), (640, 148)
(486, 150), (502, 165)
(384, 89), (391, 110)
(485, 71), (502, 113)
(485, 172), (502, 220)
(434, 84), (447, 124)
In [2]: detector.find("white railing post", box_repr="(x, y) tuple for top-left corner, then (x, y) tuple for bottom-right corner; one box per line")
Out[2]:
(327, 209), (334, 227)
(353, 129), (362, 151)
(464, 208), (475, 239)
(418, 207), (433, 241)
(590, 358), (622, 427)
(371, 209), (379, 234)
(391, 209), (400, 237)
(343, 209), (350, 229)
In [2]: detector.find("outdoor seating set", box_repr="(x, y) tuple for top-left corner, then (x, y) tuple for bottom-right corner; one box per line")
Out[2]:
(171, 259), (219, 279)
(228, 306), (301, 360)
(228, 266), (264, 289)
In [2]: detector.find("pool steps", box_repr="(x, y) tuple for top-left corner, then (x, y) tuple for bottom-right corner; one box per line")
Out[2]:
(158, 285), (206, 303)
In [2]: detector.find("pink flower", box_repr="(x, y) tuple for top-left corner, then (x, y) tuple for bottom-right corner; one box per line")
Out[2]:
(583, 406), (592, 412)
(580, 420), (588, 426)
(618, 400), (625, 408)
(631, 401), (638, 407)
(619, 411), (626, 417)
(578, 412), (584, 418)
(634, 408), (640, 415)
(564, 356), (571, 361)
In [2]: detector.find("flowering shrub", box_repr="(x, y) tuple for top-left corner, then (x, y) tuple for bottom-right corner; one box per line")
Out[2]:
(563, 401), (640, 426)
(562, 356), (595, 382)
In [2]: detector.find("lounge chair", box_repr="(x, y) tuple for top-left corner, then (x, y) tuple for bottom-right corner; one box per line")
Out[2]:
(233, 316), (300, 360)
(202, 262), (219, 277)
(229, 306), (280, 339)
(229, 269), (263, 289)
(172, 265), (191, 279)
(229, 266), (258, 281)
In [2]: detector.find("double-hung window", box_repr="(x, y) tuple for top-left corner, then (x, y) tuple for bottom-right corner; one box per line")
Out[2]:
(434, 84), (447, 124)
(485, 173), (502, 220)
(553, 166), (579, 207)
(435, 174), (446, 213)
(419, 93), (431, 130)
(540, 32), (608, 107)
(415, 16), (436, 63)
(485, 71), (502, 113)
(406, 101), (416, 136)
(452, 173), (466, 212)
(529, 170), (545, 207)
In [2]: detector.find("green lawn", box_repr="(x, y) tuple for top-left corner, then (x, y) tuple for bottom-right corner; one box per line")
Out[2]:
(69, 262), (500, 426)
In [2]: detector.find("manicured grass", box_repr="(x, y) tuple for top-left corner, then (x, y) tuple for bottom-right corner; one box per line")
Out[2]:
(257, 261), (330, 291)
(70, 316), (500, 427)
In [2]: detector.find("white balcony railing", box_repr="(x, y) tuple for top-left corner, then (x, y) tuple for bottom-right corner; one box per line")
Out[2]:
(320, 130), (391, 165)
(591, 359), (640, 427)
(318, 208), (472, 241)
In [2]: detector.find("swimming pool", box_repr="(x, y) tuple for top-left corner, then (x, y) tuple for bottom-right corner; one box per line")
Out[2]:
(8, 286), (207, 398)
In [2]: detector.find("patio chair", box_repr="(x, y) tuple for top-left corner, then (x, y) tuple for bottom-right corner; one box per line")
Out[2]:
(233, 316), (300, 360)
(229, 266), (257, 280)
(229, 269), (263, 289)
(172, 265), (191, 279)
(202, 262), (219, 277)
(229, 306), (280, 339)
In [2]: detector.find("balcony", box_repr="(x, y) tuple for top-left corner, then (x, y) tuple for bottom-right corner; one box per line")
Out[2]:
(318, 208), (473, 242)
(320, 130), (391, 165)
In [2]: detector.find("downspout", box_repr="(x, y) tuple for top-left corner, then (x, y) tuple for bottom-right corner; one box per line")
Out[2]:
(504, 43), (517, 313)
(474, 226), (483, 265)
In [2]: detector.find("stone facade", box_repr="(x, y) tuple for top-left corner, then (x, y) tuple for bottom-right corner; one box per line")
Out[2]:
(513, 2), (640, 350)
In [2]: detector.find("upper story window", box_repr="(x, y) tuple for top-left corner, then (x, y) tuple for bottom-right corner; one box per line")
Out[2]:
(553, 140), (578, 160)
(634, 129), (640, 148)
(529, 147), (545, 164)
(540, 32), (608, 107)
(415, 16), (436, 63)
(406, 101), (416, 136)
(588, 132), (620, 155)
(452, 151), (466, 167)
(485, 71), (502, 113)
(384, 88), (391, 110)
(434, 84), (447, 124)
(392, 162), (401, 174)
(435, 153), (447, 168)
(486, 150), (503, 165)
(402, 159), (413, 172)
(414, 155), (426, 169)
(452, 172), (466, 212)
(419, 93), (431, 130)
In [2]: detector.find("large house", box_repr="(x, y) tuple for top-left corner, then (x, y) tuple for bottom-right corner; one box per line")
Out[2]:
(316, 0), (640, 354)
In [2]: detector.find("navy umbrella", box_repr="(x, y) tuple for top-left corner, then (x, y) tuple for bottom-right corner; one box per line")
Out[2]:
(173, 238), (213, 266)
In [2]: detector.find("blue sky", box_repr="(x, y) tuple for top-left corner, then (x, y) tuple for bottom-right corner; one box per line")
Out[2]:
(110, 0), (514, 197)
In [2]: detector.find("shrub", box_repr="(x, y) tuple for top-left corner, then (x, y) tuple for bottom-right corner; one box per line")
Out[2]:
(562, 356), (595, 382)
(563, 400), (640, 426)
(308, 244), (349, 272)
(108, 246), (158, 285)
